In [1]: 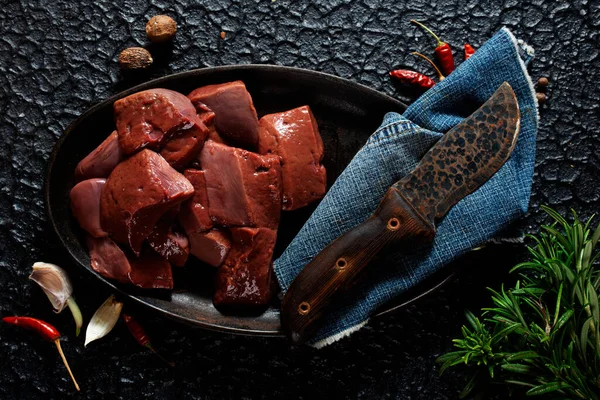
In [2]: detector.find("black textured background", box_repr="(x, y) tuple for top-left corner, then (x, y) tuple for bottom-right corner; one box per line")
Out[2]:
(1, 1), (599, 399)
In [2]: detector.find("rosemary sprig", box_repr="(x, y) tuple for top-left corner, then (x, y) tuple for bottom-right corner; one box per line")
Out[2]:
(437, 206), (600, 399)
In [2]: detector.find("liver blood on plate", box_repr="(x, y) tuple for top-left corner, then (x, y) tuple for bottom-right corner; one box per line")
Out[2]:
(114, 88), (203, 155)
(258, 105), (327, 210)
(188, 81), (259, 149)
(200, 141), (282, 228)
(213, 227), (276, 307)
(75, 131), (123, 181)
(100, 149), (194, 255)
(188, 228), (232, 267)
(70, 178), (107, 238)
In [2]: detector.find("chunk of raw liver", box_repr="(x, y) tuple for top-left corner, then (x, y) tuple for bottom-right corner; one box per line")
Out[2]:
(75, 131), (123, 181)
(178, 169), (213, 232)
(188, 81), (259, 149)
(70, 178), (107, 238)
(160, 121), (209, 170)
(86, 236), (174, 289)
(114, 88), (202, 154)
(86, 235), (131, 283)
(200, 141), (282, 228)
(128, 250), (174, 290)
(100, 149), (194, 255)
(195, 103), (226, 144)
(188, 229), (231, 267)
(258, 105), (327, 210)
(213, 227), (276, 307)
(195, 102), (215, 126)
(147, 219), (189, 267)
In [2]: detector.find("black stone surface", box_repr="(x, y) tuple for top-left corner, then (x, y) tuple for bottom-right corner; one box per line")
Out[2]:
(0, 1), (598, 399)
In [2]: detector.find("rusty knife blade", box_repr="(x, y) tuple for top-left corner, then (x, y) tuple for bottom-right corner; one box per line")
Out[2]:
(395, 82), (520, 225)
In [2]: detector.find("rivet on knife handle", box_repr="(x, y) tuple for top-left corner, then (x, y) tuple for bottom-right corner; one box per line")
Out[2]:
(281, 82), (521, 345)
(281, 188), (436, 344)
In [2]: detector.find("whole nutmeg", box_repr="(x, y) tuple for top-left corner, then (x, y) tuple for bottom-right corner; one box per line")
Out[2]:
(537, 77), (549, 87)
(119, 47), (153, 69)
(536, 92), (547, 104)
(146, 15), (177, 43)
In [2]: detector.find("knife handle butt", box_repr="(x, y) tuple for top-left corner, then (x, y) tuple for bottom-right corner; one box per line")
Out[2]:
(281, 187), (436, 344)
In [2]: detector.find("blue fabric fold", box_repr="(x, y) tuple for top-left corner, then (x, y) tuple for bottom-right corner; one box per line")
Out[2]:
(274, 28), (539, 347)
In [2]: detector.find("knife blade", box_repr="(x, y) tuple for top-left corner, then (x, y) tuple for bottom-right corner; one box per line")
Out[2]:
(281, 82), (520, 344)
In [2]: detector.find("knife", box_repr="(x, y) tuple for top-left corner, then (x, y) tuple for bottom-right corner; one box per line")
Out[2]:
(281, 82), (521, 344)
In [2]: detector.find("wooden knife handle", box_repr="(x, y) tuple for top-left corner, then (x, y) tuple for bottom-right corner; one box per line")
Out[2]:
(281, 187), (436, 344)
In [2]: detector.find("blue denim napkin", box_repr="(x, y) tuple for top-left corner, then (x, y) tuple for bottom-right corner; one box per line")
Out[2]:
(274, 28), (538, 347)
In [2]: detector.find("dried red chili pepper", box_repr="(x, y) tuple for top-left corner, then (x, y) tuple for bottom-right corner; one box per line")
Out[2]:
(3, 316), (80, 391)
(411, 52), (444, 81)
(122, 313), (174, 366)
(464, 44), (475, 60)
(389, 69), (435, 89)
(410, 20), (455, 76)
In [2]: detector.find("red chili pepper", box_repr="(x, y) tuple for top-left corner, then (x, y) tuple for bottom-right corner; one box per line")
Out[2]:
(411, 52), (444, 81)
(2, 316), (61, 341)
(389, 69), (435, 89)
(464, 44), (475, 60)
(410, 20), (455, 76)
(3, 316), (80, 391)
(122, 313), (174, 366)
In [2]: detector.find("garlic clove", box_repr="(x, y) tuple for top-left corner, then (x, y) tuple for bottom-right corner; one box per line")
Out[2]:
(29, 262), (73, 313)
(85, 295), (123, 347)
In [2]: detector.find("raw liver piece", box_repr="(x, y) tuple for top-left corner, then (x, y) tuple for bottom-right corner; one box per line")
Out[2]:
(86, 235), (131, 283)
(114, 88), (201, 154)
(213, 227), (276, 307)
(195, 103), (226, 144)
(178, 169), (213, 232)
(128, 250), (174, 290)
(160, 121), (209, 170)
(258, 105), (327, 210)
(200, 141), (282, 228)
(195, 102), (215, 127)
(207, 127), (226, 144)
(70, 178), (107, 238)
(188, 81), (259, 149)
(100, 149), (194, 255)
(188, 229), (231, 267)
(86, 235), (174, 289)
(147, 219), (189, 267)
(75, 131), (123, 181)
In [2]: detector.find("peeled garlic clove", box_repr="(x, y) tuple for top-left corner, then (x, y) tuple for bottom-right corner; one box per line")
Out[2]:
(29, 262), (73, 313)
(85, 294), (123, 347)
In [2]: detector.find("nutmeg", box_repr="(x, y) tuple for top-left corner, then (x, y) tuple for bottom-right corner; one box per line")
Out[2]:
(536, 92), (547, 104)
(146, 15), (177, 43)
(119, 47), (153, 70)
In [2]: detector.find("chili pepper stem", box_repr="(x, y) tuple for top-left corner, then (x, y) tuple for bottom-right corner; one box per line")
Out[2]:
(53, 339), (80, 391)
(144, 343), (175, 367)
(410, 20), (444, 47)
(411, 52), (445, 81)
(67, 297), (82, 337)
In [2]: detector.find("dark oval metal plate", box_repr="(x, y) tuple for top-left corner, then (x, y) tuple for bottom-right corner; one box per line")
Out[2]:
(45, 64), (453, 336)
